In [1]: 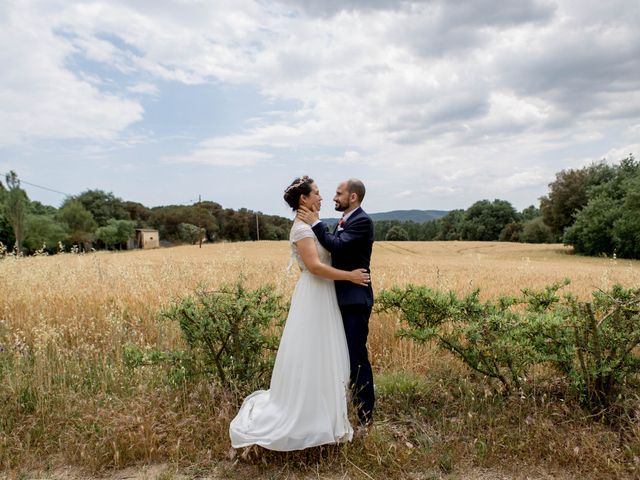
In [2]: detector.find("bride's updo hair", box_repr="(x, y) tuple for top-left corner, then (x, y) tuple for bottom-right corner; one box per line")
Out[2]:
(284, 176), (314, 211)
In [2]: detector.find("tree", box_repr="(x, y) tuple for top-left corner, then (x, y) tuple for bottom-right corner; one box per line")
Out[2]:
(461, 199), (519, 241)
(112, 219), (135, 248)
(95, 219), (135, 250)
(149, 205), (218, 242)
(256, 214), (289, 240)
(587, 156), (638, 202)
(70, 190), (130, 226)
(0, 214), (13, 248)
(421, 219), (440, 240)
(177, 223), (203, 244)
(400, 221), (420, 240)
(373, 220), (398, 241)
(0, 180), (13, 247)
(563, 196), (620, 255)
(612, 173), (640, 258)
(198, 201), (224, 240)
(258, 222), (285, 240)
(562, 155), (640, 258)
(499, 222), (523, 242)
(521, 205), (540, 222)
(436, 209), (465, 240)
(57, 200), (98, 250)
(520, 217), (555, 244)
(385, 225), (409, 241)
(219, 208), (250, 241)
(23, 215), (68, 253)
(95, 223), (118, 250)
(540, 162), (614, 239)
(29, 201), (57, 216)
(3, 171), (29, 253)
(145, 201), (293, 244)
(124, 201), (151, 226)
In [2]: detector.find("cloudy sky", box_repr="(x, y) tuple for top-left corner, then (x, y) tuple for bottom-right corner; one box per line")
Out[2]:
(2, 0), (639, 218)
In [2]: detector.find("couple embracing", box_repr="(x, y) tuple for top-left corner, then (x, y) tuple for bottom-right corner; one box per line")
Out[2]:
(230, 176), (375, 451)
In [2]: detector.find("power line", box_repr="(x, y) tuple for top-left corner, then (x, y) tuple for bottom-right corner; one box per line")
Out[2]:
(0, 172), (72, 197)
(0, 172), (211, 206)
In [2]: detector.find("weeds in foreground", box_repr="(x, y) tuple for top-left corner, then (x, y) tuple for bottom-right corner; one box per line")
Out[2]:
(2, 290), (639, 478)
(3, 367), (637, 478)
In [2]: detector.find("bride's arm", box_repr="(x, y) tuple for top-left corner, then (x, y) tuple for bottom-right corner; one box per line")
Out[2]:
(295, 237), (370, 286)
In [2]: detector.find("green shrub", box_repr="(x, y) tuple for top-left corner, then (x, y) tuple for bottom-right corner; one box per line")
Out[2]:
(377, 281), (640, 413)
(376, 284), (537, 393)
(563, 285), (640, 410)
(162, 280), (287, 394)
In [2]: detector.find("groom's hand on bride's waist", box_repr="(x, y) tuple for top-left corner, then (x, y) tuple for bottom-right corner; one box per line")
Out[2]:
(297, 206), (319, 225)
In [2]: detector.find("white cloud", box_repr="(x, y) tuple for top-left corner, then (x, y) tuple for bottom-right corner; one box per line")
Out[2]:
(0, 1), (143, 145)
(501, 169), (548, 189)
(3, 0), (639, 213)
(164, 147), (272, 167)
(163, 0), (637, 179)
(624, 124), (640, 138)
(427, 186), (459, 196)
(126, 83), (159, 96)
(393, 189), (414, 199)
(602, 145), (640, 164)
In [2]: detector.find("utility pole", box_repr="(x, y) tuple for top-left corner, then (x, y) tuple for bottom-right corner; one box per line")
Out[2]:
(256, 213), (260, 241)
(198, 194), (203, 248)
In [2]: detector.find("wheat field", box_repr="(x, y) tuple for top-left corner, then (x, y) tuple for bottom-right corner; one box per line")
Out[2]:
(1, 241), (639, 478)
(4, 241), (635, 370)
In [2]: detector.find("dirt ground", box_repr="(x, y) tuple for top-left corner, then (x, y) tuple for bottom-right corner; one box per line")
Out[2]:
(7, 463), (580, 480)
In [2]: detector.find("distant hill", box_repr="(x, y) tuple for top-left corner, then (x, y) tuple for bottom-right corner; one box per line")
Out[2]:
(369, 209), (449, 222)
(322, 209), (448, 224)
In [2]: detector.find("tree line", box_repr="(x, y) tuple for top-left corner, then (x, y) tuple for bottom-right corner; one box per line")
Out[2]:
(542, 155), (639, 258)
(376, 201), (548, 243)
(376, 154), (639, 259)
(0, 174), (291, 255)
(1, 153), (638, 258)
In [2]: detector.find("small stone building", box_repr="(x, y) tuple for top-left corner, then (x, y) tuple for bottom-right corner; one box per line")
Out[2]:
(135, 229), (160, 249)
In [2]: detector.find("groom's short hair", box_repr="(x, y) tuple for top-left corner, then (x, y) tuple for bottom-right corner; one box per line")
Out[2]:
(347, 178), (366, 203)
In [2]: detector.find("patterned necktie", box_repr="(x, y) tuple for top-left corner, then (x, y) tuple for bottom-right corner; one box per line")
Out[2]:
(338, 217), (345, 227)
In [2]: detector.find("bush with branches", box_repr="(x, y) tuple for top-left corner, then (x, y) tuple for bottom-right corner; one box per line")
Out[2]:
(162, 280), (287, 394)
(377, 280), (640, 413)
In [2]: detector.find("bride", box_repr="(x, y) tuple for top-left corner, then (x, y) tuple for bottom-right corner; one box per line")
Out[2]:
(229, 176), (370, 451)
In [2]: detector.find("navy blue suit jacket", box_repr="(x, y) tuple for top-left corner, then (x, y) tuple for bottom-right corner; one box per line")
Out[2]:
(312, 207), (374, 308)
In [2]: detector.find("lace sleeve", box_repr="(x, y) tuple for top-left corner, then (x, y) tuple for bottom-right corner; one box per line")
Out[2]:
(290, 222), (315, 242)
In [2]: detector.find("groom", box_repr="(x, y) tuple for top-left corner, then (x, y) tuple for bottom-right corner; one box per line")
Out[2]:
(298, 178), (375, 428)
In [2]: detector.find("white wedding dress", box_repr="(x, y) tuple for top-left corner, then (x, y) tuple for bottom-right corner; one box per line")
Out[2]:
(229, 221), (353, 451)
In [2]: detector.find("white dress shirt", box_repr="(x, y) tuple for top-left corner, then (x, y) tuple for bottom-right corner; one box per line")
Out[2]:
(312, 206), (361, 230)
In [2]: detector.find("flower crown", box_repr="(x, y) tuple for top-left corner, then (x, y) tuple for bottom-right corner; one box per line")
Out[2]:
(284, 176), (311, 194)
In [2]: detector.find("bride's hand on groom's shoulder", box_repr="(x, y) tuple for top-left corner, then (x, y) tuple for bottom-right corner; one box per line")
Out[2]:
(297, 206), (319, 225)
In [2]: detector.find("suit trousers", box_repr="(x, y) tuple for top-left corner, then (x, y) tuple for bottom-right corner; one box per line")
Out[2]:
(339, 303), (375, 425)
